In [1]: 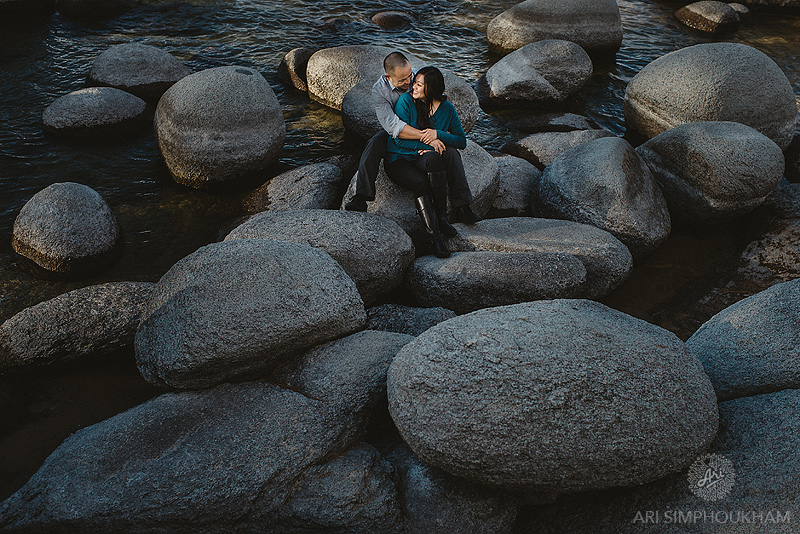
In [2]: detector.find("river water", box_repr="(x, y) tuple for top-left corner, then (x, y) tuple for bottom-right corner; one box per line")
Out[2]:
(0, 0), (798, 502)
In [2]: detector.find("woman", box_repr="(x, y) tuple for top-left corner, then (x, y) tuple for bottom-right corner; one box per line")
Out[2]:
(384, 66), (481, 258)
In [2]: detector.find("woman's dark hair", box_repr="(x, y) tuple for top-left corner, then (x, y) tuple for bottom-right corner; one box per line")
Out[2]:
(413, 66), (447, 129)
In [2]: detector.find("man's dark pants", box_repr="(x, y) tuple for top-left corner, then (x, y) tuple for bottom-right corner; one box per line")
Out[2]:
(354, 131), (390, 201)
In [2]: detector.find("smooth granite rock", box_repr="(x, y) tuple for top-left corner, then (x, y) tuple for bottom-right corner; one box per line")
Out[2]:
(624, 43), (798, 150)
(486, 0), (623, 57)
(479, 40), (592, 108)
(371, 10), (414, 28)
(637, 121), (785, 225)
(501, 129), (615, 169)
(226, 209), (414, 306)
(0, 282), (154, 373)
(675, 1), (741, 33)
(388, 300), (719, 492)
(447, 217), (632, 299)
(366, 304), (456, 336)
(405, 251), (587, 314)
(135, 239), (365, 389)
(154, 66), (286, 189)
(242, 163), (344, 213)
(489, 155), (541, 217)
(278, 47), (316, 92)
(12, 182), (121, 276)
(87, 43), (190, 102)
(42, 87), (149, 139)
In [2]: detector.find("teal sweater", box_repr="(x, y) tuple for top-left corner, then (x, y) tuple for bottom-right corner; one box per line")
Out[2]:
(385, 92), (467, 163)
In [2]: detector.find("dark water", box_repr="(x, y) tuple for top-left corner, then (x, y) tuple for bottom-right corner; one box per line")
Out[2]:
(0, 0), (798, 501)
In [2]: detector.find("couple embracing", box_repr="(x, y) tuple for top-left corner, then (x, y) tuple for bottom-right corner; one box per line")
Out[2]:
(344, 52), (481, 258)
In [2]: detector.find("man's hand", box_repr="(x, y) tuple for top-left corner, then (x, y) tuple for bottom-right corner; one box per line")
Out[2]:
(430, 139), (446, 154)
(420, 129), (438, 145)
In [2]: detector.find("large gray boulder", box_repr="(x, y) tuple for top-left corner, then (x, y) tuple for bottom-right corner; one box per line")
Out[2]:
(624, 43), (798, 150)
(488, 155), (541, 217)
(277, 47), (316, 92)
(366, 304), (456, 336)
(385, 443), (520, 534)
(405, 251), (587, 314)
(388, 300), (719, 492)
(536, 136), (671, 261)
(87, 43), (190, 102)
(241, 163), (344, 213)
(42, 87), (149, 139)
(520, 388), (800, 533)
(12, 182), (121, 276)
(341, 140), (499, 239)
(479, 40), (592, 108)
(340, 46), (481, 139)
(675, 1), (741, 33)
(225, 209), (415, 306)
(447, 217), (633, 299)
(154, 66), (286, 189)
(486, 0), (623, 57)
(135, 239), (365, 389)
(501, 129), (615, 169)
(687, 278), (800, 401)
(637, 121), (785, 226)
(0, 282), (154, 373)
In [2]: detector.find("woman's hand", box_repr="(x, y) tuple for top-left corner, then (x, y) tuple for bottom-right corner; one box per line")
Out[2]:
(420, 128), (438, 145)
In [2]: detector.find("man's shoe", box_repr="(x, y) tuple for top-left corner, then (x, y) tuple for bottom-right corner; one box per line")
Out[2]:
(453, 205), (482, 224)
(344, 195), (368, 212)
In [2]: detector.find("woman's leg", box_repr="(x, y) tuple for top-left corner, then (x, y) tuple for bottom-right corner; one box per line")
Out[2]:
(413, 152), (457, 236)
(442, 147), (481, 224)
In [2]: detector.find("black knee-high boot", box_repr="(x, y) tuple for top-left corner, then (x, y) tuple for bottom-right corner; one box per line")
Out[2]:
(428, 171), (457, 237)
(415, 195), (450, 258)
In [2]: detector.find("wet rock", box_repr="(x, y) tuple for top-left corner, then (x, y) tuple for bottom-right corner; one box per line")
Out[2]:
(447, 217), (632, 299)
(241, 163), (344, 213)
(501, 129), (615, 169)
(0, 0), (55, 21)
(486, 0), (623, 57)
(366, 304), (456, 336)
(56, 0), (133, 19)
(497, 111), (598, 133)
(489, 155), (541, 217)
(387, 300), (719, 492)
(687, 278), (800, 401)
(0, 377), (384, 533)
(154, 66), (286, 189)
(624, 43), (798, 150)
(536, 136), (671, 261)
(371, 10), (413, 29)
(521, 388), (800, 533)
(340, 59), (479, 138)
(479, 40), (592, 108)
(675, 1), (740, 33)
(737, 218), (800, 286)
(0, 282), (154, 373)
(42, 87), (150, 139)
(87, 43), (190, 102)
(728, 2), (751, 18)
(225, 209), (415, 306)
(341, 141), (499, 241)
(386, 443), (520, 534)
(405, 251), (586, 314)
(636, 121), (785, 226)
(12, 182), (121, 276)
(278, 47), (316, 92)
(135, 239), (365, 390)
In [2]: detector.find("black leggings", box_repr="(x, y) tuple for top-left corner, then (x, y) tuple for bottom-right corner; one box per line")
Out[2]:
(384, 148), (473, 206)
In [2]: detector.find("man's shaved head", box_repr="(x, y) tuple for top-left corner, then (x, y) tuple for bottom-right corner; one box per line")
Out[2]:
(383, 51), (410, 75)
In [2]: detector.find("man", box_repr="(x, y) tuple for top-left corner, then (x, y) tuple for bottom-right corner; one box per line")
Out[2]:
(344, 52), (443, 212)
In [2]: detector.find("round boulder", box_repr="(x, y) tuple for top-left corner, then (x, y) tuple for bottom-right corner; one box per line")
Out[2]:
(42, 87), (149, 139)
(405, 251), (586, 314)
(387, 299), (719, 492)
(479, 40), (592, 108)
(675, 1), (740, 33)
(624, 43), (798, 150)
(536, 136), (671, 261)
(12, 182), (120, 276)
(135, 239), (366, 389)
(87, 43), (190, 102)
(486, 0), (622, 57)
(224, 209), (415, 306)
(687, 278), (800, 401)
(341, 140), (499, 240)
(636, 121), (785, 225)
(501, 129), (615, 169)
(277, 47), (316, 92)
(447, 217), (632, 299)
(371, 11), (414, 29)
(489, 155), (541, 217)
(241, 162), (344, 213)
(154, 66), (286, 189)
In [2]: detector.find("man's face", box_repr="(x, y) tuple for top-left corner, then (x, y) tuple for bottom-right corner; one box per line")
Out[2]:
(386, 63), (413, 91)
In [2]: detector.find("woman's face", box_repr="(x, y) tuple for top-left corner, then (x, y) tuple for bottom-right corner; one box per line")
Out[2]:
(411, 74), (426, 100)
